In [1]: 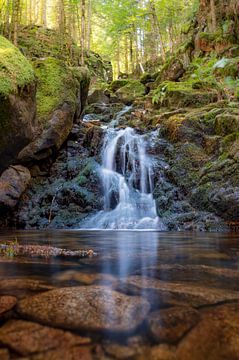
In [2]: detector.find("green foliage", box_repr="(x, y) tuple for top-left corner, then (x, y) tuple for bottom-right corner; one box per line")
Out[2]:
(0, 35), (34, 97)
(0, 238), (19, 258)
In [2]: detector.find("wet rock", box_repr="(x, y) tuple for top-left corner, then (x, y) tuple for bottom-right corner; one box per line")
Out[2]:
(210, 187), (239, 221)
(104, 343), (139, 359)
(82, 126), (104, 156)
(0, 320), (91, 356)
(0, 165), (31, 210)
(17, 286), (150, 332)
(54, 271), (117, 286)
(176, 303), (239, 360)
(87, 89), (110, 105)
(137, 344), (176, 360)
(120, 276), (239, 307)
(138, 264), (239, 291)
(31, 345), (93, 360)
(0, 296), (17, 316)
(0, 349), (10, 360)
(148, 307), (200, 343)
(0, 279), (54, 299)
(18, 103), (74, 164)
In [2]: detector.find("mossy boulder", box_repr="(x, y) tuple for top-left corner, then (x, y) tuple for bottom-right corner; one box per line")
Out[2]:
(34, 58), (89, 125)
(110, 80), (129, 92)
(115, 80), (146, 104)
(214, 113), (239, 136)
(0, 35), (36, 172)
(152, 81), (219, 108)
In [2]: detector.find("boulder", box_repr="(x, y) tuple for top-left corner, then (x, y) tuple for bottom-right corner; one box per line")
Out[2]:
(120, 276), (239, 307)
(0, 278), (54, 299)
(116, 80), (146, 104)
(0, 165), (31, 211)
(0, 296), (17, 316)
(0, 320), (90, 356)
(17, 286), (150, 332)
(17, 103), (74, 164)
(210, 187), (239, 220)
(87, 89), (110, 105)
(215, 113), (239, 136)
(176, 303), (239, 360)
(0, 35), (36, 172)
(147, 307), (200, 343)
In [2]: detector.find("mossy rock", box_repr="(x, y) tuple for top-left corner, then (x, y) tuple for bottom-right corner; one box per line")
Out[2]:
(110, 80), (129, 92)
(0, 36), (36, 171)
(34, 57), (89, 125)
(115, 80), (146, 103)
(214, 113), (239, 136)
(152, 81), (219, 108)
(221, 132), (239, 161)
(0, 35), (35, 97)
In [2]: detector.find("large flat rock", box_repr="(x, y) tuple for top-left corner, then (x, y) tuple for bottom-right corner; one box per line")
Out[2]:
(120, 276), (239, 307)
(17, 285), (150, 332)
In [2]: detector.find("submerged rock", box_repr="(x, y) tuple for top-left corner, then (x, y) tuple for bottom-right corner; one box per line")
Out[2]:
(176, 303), (239, 360)
(0, 279), (54, 299)
(0, 296), (17, 316)
(120, 276), (239, 307)
(0, 320), (91, 356)
(17, 286), (150, 332)
(147, 307), (200, 343)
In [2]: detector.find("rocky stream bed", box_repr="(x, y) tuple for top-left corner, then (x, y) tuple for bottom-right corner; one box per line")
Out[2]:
(0, 230), (239, 360)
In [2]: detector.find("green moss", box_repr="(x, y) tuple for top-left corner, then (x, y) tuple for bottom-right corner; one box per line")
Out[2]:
(152, 80), (219, 107)
(34, 57), (79, 123)
(110, 79), (129, 92)
(0, 35), (34, 96)
(116, 80), (145, 102)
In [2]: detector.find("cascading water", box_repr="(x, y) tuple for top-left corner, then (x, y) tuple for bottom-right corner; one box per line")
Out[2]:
(81, 108), (165, 230)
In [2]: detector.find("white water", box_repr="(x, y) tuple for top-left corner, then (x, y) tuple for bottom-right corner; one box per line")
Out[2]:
(81, 108), (165, 230)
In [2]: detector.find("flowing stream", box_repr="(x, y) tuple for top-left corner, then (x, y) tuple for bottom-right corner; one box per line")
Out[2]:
(81, 108), (165, 230)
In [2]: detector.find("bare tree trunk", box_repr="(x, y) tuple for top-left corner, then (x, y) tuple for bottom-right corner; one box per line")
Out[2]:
(81, 0), (86, 65)
(149, 0), (166, 62)
(12, 0), (20, 45)
(210, 0), (217, 32)
(86, 0), (91, 50)
(41, 0), (47, 28)
(124, 36), (129, 74)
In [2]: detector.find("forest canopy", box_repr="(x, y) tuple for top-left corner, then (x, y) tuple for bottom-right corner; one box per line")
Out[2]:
(0, 0), (199, 76)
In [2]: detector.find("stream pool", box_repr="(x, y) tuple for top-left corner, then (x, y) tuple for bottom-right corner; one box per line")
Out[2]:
(0, 230), (239, 359)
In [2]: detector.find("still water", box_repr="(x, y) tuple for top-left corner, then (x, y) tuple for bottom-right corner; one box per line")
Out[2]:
(0, 230), (239, 359)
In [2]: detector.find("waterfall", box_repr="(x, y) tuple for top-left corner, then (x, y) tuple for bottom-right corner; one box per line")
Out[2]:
(80, 108), (165, 230)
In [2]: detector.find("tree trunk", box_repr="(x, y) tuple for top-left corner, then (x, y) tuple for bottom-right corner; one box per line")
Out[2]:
(81, 0), (86, 65)
(86, 0), (92, 51)
(149, 0), (166, 62)
(210, 0), (217, 32)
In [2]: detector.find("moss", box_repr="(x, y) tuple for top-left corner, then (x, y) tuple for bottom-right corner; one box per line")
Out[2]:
(110, 79), (129, 92)
(152, 80), (219, 107)
(34, 57), (80, 123)
(116, 80), (146, 103)
(0, 35), (34, 97)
